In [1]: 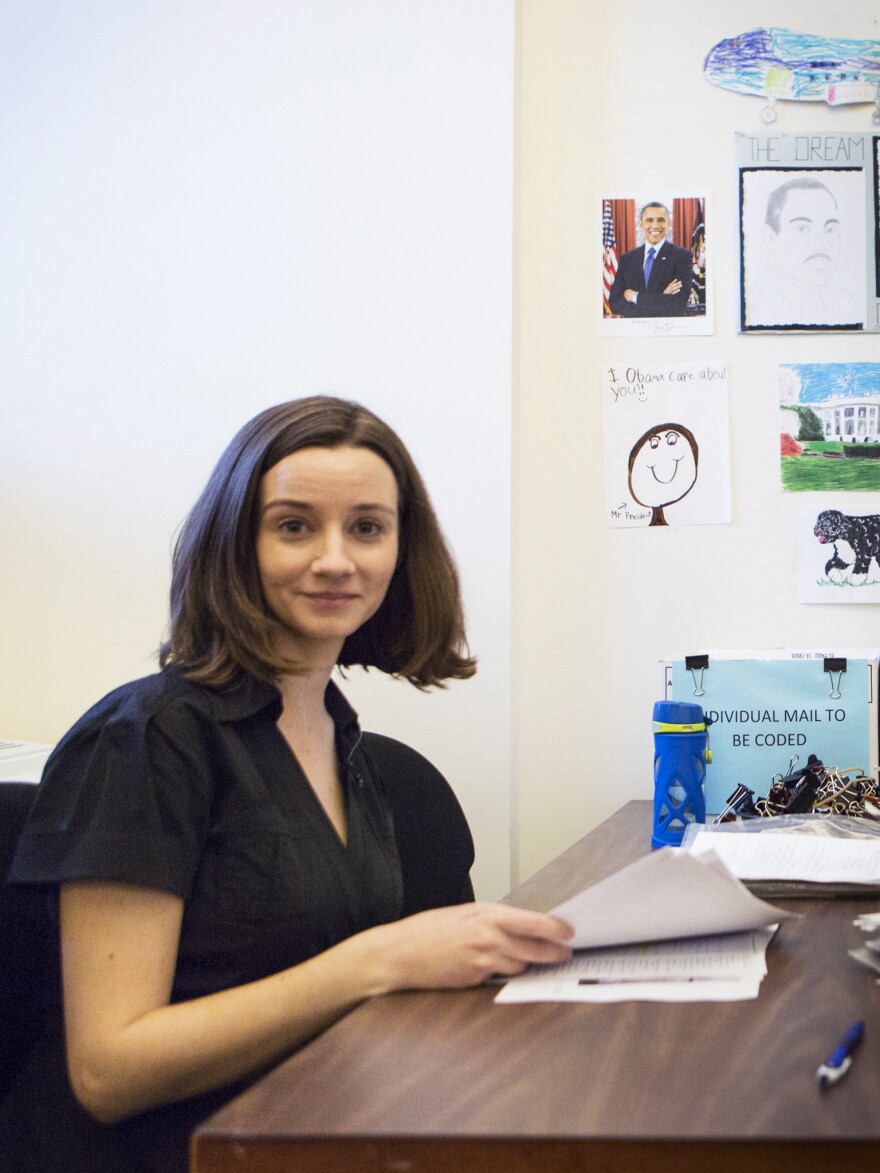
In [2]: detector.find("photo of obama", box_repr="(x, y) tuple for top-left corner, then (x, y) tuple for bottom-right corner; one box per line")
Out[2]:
(607, 201), (695, 318)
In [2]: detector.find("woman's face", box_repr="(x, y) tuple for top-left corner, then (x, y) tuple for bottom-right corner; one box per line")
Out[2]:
(256, 445), (399, 663)
(628, 428), (697, 509)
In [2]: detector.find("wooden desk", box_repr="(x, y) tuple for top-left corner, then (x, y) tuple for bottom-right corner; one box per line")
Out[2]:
(193, 801), (880, 1172)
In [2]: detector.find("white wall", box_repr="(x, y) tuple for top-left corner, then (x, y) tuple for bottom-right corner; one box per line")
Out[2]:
(8, 0), (878, 900)
(0, 1), (514, 899)
(514, 0), (880, 878)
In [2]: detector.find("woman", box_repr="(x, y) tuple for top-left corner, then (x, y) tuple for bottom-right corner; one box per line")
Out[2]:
(5, 396), (572, 1172)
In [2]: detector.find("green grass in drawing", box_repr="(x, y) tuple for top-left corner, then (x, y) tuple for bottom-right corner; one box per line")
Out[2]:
(815, 575), (880, 589)
(782, 445), (880, 491)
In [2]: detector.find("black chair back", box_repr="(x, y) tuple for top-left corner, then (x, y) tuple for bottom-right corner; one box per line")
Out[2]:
(0, 782), (56, 1098)
(361, 733), (475, 913)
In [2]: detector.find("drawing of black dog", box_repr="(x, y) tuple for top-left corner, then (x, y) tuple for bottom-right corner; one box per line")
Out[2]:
(814, 509), (880, 577)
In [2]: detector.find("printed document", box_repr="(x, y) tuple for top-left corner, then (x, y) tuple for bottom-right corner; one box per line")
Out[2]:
(688, 828), (880, 885)
(545, 847), (789, 950)
(496, 928), (774, 1003)
(496, 848), (788, 1003)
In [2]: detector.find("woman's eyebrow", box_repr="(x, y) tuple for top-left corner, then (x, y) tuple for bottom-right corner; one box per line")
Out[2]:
(353, 502), (397, 515)
(261, 497), (314, 513)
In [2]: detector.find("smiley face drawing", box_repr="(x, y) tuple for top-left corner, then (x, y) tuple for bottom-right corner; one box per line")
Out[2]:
(627, 423), (699, 527)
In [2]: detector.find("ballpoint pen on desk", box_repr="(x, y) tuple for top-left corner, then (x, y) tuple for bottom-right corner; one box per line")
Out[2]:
(816, 1020), (864, 1088)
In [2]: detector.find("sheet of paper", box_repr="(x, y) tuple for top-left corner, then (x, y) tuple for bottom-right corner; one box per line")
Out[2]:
(600, 360), (730, 528)
(689, 829), (880, 884)
(547, 929), (769, 981)
(547, 847), (790, 950)
(496, 975), (764, 1003)
(496, 928), (774, 1004)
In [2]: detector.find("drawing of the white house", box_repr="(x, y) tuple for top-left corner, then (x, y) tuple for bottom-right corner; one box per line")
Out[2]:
(814, 394), (880, 442)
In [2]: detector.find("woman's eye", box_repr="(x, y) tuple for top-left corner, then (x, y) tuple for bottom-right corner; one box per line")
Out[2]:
(279, 519), (307, 535)
(353, 520), (382, 537)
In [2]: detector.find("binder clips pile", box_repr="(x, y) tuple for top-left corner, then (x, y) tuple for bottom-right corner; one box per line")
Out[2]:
(715, 754), (880, 823)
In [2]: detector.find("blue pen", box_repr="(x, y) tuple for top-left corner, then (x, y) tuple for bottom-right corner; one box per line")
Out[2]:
(816, 1020), (864, 1088)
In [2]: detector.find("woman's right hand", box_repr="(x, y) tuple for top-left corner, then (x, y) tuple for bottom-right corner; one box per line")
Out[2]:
(354, 902), (574, 994)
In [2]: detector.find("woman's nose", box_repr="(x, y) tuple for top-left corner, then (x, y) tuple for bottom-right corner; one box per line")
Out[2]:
(312, 531), (355, 574)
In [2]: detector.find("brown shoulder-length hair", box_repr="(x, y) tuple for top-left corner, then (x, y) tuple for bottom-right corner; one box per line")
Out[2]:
(159, 396), (476, 689)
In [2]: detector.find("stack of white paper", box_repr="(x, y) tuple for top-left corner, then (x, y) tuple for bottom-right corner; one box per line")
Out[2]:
(551, 846), (788, 949)
(0, 739), (53, 783)
(688, 827), (880, 894)
(496, 927), (775, 1003)
(497, 847), (789, 1004)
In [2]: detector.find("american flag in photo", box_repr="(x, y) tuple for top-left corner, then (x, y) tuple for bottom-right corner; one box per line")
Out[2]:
(602, 200), (618, 316)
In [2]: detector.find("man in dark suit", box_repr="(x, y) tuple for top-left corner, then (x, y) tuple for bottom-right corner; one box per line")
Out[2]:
(608, 201), (693, 317)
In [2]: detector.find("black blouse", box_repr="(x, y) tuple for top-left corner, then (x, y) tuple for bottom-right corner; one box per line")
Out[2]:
(5, 667), (474, 1173)
(10, 666), (404, 1002)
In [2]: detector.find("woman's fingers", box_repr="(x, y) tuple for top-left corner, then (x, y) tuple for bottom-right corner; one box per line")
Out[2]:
(486, 910), (574, 971)
(360, 902), (576, 993)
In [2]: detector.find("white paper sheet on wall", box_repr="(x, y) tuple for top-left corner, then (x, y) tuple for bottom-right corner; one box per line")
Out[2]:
(601, 359), (731, 529)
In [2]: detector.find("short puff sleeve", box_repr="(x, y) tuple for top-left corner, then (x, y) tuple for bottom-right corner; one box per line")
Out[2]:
(11, 676), (218, 899)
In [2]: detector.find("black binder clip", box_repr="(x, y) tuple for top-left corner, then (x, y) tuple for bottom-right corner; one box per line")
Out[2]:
(824, 657), (846, 701)
(685, 654), (709, 698)
(714, 784), (758, 823)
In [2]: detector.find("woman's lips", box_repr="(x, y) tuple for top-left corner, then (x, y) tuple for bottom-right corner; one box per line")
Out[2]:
(303, 592), (358, 609)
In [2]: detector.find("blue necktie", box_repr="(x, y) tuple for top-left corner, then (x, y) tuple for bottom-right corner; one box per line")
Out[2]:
(644, 246), (656, 287)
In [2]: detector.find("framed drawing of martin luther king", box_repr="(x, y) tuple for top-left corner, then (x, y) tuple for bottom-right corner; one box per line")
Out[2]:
(599, 192), (712, 337)
(738, 132), (879, 333)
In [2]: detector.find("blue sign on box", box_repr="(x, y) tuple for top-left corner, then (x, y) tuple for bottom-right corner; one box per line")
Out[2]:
(668, 656), (872, 814)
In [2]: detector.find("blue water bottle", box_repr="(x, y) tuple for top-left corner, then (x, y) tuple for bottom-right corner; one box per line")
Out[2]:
(651, 700), (711, 848)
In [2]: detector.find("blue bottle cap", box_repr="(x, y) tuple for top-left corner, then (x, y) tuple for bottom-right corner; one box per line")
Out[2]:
(653, 700), (705, 725)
